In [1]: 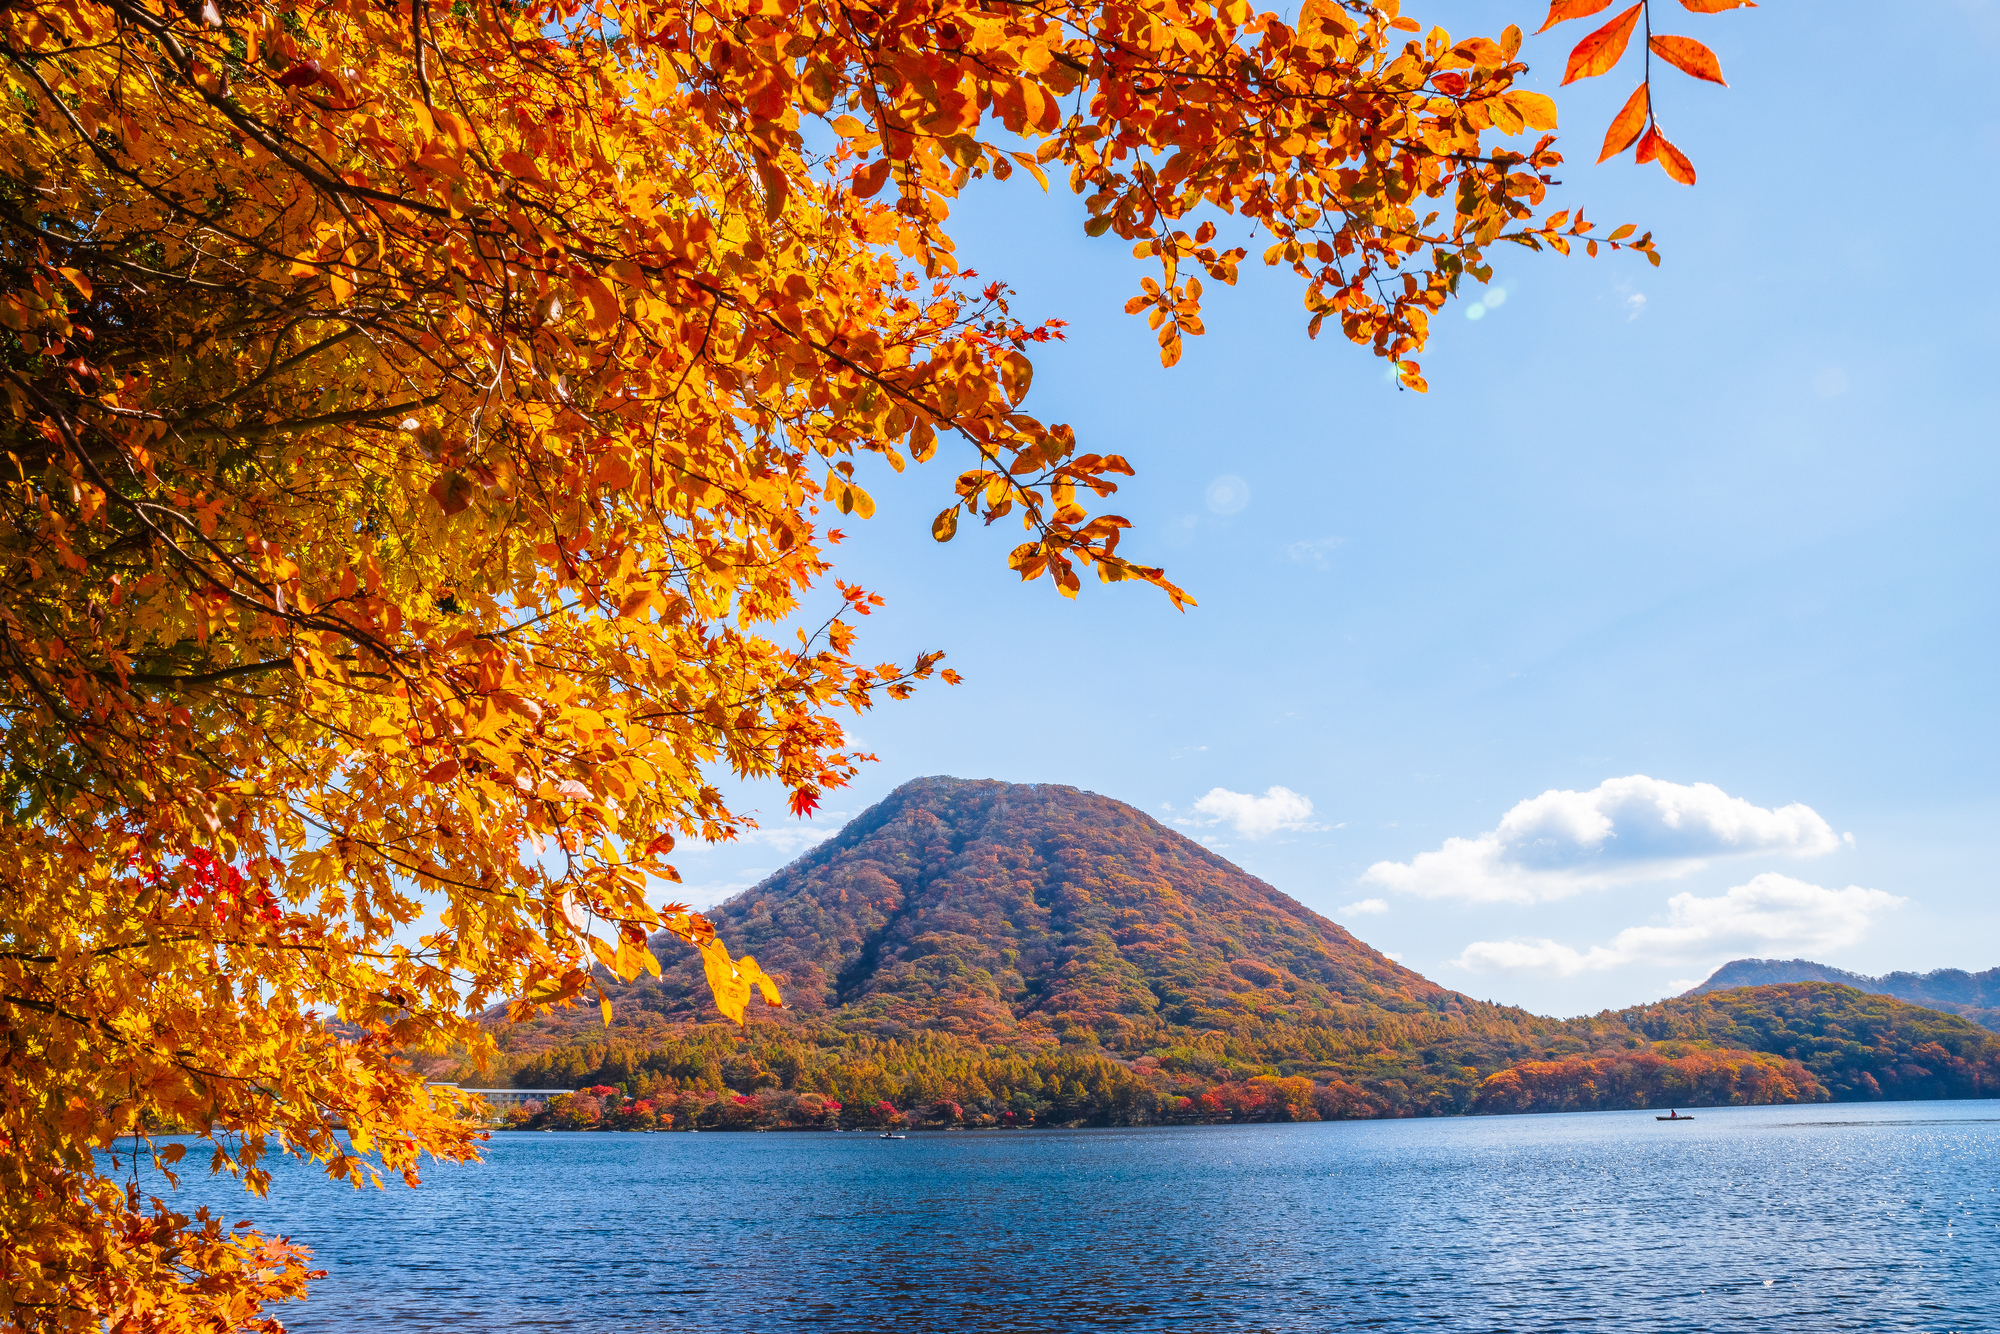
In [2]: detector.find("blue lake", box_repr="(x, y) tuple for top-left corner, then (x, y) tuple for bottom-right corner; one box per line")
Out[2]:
(173, 1100), (1999, 1331)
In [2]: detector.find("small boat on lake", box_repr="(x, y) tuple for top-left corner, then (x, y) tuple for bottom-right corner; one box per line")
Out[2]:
(879, 1133), (906, 1140)
(1656, 1110), (1694, 1121)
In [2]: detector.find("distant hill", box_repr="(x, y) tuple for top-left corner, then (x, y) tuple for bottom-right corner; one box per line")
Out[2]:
(1615, 982), (1998, 1101)
(1687, 958), (2000, 1032)
(517, 776), (1492, 1048)
(481, 779), (2000, 1124)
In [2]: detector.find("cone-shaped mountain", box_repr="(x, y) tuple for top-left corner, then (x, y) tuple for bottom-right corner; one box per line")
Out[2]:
(628, 776), (1480, 1043)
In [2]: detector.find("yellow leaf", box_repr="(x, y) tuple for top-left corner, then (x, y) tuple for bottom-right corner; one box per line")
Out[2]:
(697, 937), (783, 1024)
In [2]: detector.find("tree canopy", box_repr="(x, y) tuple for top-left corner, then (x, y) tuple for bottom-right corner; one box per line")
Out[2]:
(486, 982), (2000, 1129)
(0, 0), (1736, 1324)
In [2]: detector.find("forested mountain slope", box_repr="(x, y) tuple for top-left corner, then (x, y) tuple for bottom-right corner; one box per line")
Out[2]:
(1621, 982), (2000, 1100)
(518, 776), (1488, 1049)
(1688, 958), (2000, 1032)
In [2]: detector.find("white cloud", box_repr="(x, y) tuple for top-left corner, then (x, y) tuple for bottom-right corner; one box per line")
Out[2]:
(1364, 775), (1842, 904)
(1283, 536), (1345, 569)
(1341, 898), (1389, 916)
(1451, 874), (1905, 977)
(745, 822), (844, 857)
(676, 873), (772, 911)
(1178, 785), (1317, 839)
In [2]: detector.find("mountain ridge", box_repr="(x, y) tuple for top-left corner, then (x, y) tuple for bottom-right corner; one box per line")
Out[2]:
(1687, 958), (2000, 1032)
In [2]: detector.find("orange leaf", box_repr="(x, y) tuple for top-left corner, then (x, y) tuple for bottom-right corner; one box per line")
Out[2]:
(852, 158), (892, 199)
(1452, 37), (1508, 66)
(1634, 126), (1661, 163)
(1680, 0), (1755, 10)
(426, 471), (474, 515)
(754, 155), (789, 221)
(1298, 0), (1338, 31)
(1507, 91), (1559, 131)
(1535, 0), (1614, 33)
(1654, 133), (1697, 184)
(1649, 34), (1726, 84)
(1562, 4), (1642, 83)
(1598, 81), (1649, 161)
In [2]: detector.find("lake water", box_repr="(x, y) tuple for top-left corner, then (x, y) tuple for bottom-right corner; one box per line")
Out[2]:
(171, 1100), (1999, 1332)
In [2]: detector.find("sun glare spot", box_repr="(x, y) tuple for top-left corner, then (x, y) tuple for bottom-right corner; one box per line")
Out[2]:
(1206, 475), (1251, 516)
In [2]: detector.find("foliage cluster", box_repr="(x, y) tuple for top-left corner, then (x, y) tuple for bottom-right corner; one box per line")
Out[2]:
(1470, 1045), (1823, 1116)
(483, 1011), (1851, 1129)
(498, 1029), (1368, 1127)
(501, 1027), (1222, 1126)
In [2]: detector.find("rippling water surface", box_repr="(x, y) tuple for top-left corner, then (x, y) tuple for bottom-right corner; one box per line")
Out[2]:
(175, 1100), (2000, 1331)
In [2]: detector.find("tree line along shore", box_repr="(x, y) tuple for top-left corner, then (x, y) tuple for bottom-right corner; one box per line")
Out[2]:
(470, 982), (2000, 1131)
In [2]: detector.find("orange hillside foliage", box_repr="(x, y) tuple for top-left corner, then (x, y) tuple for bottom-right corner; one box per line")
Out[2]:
(1472, 1047), (1824, 1115)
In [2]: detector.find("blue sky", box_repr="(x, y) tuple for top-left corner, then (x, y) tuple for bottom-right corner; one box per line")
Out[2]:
(677, 0), (2000, 1017)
